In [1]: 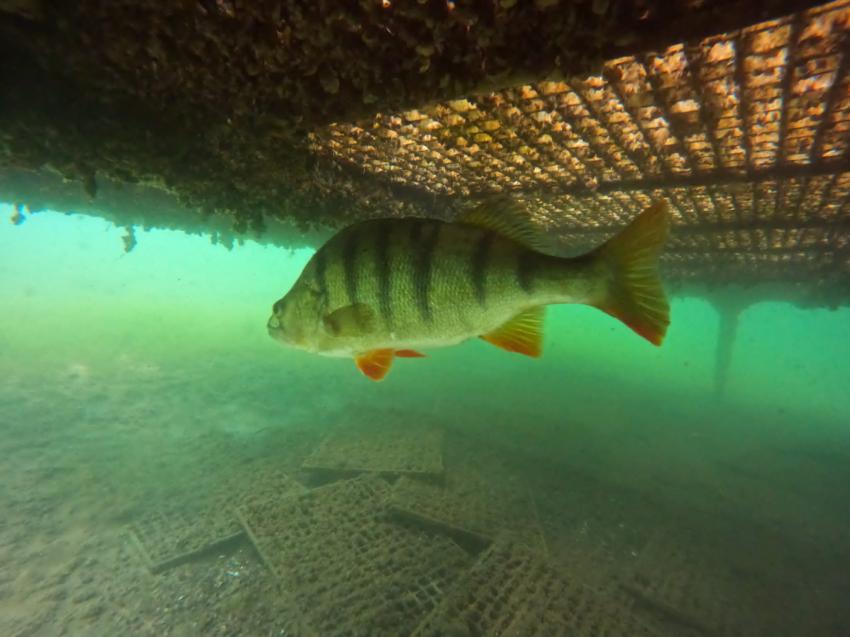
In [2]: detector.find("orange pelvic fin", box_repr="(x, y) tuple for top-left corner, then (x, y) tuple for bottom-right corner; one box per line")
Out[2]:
(355, 349), (395, 381)
(590, 200), (670, 346)
(395, 349), (426, 358)
(480, 306), (544, 358)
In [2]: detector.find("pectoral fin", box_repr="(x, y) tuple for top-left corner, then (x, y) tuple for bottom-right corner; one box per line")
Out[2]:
(323, 303), (377, 337)
(355, 349), (395, 381)
(480, 307), (545, 358)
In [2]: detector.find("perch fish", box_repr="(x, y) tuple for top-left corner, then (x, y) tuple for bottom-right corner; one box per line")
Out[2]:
(268, 199), (670, 380)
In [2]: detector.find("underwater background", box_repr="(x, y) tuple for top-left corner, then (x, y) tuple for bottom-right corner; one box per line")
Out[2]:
(2, 204), (850, 636)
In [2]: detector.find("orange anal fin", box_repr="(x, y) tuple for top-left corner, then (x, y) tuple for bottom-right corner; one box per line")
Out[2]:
(355, 349), (394, 381)
(480, 307), (544, 358)
(395, 349), (426, 358)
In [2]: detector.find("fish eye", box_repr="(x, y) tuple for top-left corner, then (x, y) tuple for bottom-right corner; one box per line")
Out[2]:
(273, 299), (286, 314)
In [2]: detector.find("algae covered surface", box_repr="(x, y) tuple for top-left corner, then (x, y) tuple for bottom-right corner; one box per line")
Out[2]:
(1, 207), (850, 636)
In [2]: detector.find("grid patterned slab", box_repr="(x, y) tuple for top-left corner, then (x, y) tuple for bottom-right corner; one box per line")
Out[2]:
(237, 475), (472, 636)
(622, 530), (762, 637)
(412, 539), (663, 637)
(216, 470), (308, 511)
(313, 2), (850, 198)
(308, 1), (850, 294)
(128, 470), (306, 574)
(128, 505), (243, 575)
(389, 475), (546, 552)
(302, 422), (444, 477)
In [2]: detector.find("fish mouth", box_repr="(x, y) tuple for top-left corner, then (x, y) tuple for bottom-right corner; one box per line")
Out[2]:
(267, 315), (283, 339)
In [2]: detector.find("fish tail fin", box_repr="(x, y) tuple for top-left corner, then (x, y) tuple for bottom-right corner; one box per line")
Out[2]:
(588, 200), (670, 346)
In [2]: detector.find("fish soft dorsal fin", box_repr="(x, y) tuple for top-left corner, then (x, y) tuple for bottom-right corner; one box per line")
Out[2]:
(323, 303), (377, 336)
(355, 349), (394, 381)
(457, 197), (546, 251)
(480, 306), (545, 358)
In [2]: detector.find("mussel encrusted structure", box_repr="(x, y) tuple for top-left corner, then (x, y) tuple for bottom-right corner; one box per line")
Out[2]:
(1, 0), (848, 305)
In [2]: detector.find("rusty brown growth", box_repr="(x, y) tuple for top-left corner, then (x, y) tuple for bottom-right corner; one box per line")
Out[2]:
(2, 0), (850, 305)
(307, 1), (850, 303)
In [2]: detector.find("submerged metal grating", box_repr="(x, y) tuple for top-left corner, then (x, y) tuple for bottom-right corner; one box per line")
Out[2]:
(128, 505), (243, 575)
(411, 539), (662, 637)
(126, 470), (307, 574)
(389, 475), (547, 552)
(622, 530), (764, 637)
(237, 475), (471, 635)
(309, 1), (850, 295)
(302, 420), (444, 478)
(312, 2), (850, 193)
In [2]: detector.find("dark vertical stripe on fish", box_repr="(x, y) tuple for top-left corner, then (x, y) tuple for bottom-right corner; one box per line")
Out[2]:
(374, 221), (393, 328)
(517, 249), (537, 294)
(342, 228), (359, 304)
(471, 232), (493, 307)
(410, 220), (440, 324)
(314, 248), (328, 304)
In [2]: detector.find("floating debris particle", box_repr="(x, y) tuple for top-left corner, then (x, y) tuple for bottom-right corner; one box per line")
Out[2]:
(83, 171), (98, 199)
(10, 203), (26, 225)
(122, 226), (137, 253)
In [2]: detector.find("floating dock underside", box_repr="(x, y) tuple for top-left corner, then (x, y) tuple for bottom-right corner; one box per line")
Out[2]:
(2, 0), (849, 306)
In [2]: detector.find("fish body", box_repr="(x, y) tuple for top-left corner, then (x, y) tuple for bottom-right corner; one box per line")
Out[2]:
(268, 200), (670, 380)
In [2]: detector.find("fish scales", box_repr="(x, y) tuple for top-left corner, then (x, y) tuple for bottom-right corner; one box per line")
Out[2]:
(314, 218), (572, 346)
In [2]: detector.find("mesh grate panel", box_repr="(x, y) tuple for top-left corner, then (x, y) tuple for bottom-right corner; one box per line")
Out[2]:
(237, 475), (472, 636)
(127, 470), (306, 574)
(389, 475), (546, 552)
(412, 539), (662, 637)
(622, 530), (763, 637)
(128, 506), (243, 575)
(308, 1), (850, 294)
(302, 421), (444, 478)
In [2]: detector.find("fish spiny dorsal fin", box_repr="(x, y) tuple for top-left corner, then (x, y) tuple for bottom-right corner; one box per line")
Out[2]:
(480, 306), (545, 358)
(457, 196), (547, 251)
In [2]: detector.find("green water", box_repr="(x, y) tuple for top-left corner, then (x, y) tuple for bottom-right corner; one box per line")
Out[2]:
(2, 205), (849, 636)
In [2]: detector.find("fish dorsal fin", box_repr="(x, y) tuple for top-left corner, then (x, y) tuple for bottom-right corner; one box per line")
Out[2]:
(323, 303), (377, 337)
(355, 349), (394, 381)
(457, 197), (546, 251)
(480, 306), (545, 358)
